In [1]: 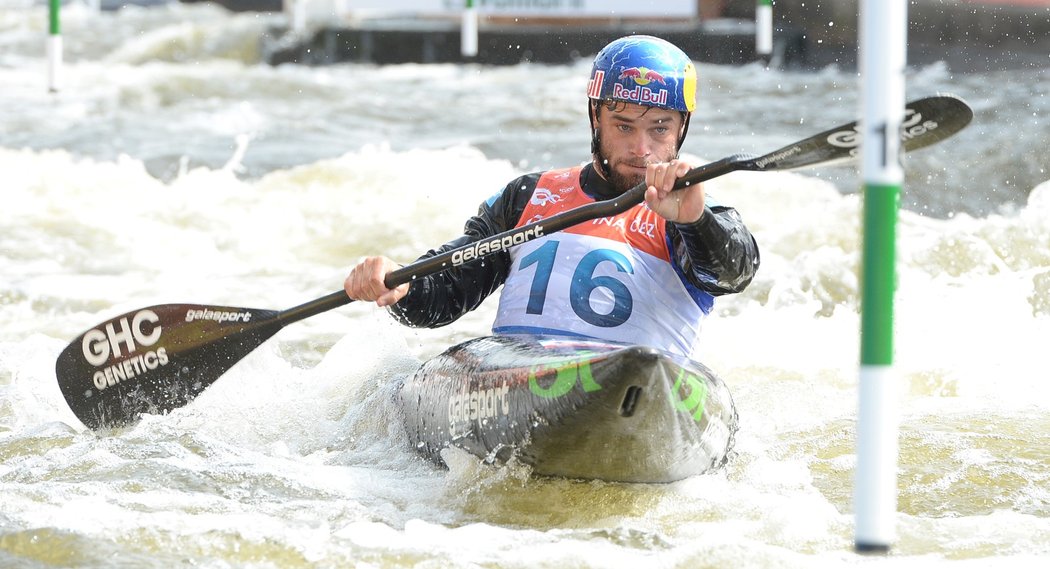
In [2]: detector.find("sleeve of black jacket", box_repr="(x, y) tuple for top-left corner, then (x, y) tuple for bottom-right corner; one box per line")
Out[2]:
(386, 174), (539, 328)
(669, 204), (760, 296)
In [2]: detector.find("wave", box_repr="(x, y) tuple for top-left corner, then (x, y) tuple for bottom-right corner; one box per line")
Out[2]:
(0, 3), (279, 64)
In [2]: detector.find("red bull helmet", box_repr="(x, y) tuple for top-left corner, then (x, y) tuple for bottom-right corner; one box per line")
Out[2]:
(586, 35), (697, 113)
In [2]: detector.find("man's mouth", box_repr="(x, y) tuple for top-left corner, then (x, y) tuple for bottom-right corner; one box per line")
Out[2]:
(620, 162), (648, 173)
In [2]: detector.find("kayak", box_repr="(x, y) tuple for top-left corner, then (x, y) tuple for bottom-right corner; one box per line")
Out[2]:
(397, 335), (738, 483)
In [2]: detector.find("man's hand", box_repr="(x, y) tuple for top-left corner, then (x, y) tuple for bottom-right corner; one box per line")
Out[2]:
(644, 159), (705, 224)
(344, 256), (410, 307)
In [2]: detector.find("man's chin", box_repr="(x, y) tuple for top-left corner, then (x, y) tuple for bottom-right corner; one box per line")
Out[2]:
(613, 175), (642, 195)
(608, 168), (644, 194)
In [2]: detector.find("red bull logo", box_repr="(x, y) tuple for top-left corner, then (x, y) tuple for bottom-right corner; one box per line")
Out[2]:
(612, 65), (670, 107)
(586, 70), (605, 98)
(618, 66), (667, 86)
(611, 83), (669, 107)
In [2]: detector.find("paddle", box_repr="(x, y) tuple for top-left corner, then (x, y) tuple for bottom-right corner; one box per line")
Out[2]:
(55, 94), (973, 430)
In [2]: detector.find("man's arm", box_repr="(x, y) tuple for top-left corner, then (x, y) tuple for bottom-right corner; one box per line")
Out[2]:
(669, 205), (760, 296)
(384, 174), (539, 328)
(643, 159), (759, 296)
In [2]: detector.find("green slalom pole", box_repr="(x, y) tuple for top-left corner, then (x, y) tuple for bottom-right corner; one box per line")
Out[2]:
(855, 0), (906, 554)
(756, 0), (773, 60)
(48, 0), (61, 92)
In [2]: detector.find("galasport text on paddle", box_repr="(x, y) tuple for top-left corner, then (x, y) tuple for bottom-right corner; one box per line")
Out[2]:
(55, 95), (973, 430)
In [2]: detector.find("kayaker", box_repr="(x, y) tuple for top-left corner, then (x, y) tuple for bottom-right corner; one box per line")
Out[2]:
(344, 35), (759, 357)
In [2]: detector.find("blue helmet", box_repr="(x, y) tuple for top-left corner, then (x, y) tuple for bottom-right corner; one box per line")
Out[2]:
(586, 35), (697, 113)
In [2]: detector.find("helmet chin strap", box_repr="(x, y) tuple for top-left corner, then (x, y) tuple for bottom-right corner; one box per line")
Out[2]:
(678, 113), (692, 153)
(588, 102), (613, 178)
(589, 101), (692, 180)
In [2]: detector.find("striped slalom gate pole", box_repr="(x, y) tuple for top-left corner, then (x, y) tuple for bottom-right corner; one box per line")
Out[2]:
(47, 0), (61, 92)
(461, 0), (479, 58)
(756, 0), (773, 60)
(855, 0), (906, 554)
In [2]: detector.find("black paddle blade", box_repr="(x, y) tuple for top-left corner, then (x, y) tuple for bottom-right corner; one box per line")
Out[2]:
(899, 94), (974, 152)
(55, 304), (280, 430)
(748, 94), (974, 172)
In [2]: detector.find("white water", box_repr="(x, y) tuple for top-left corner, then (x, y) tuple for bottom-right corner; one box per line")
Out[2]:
(2, 3), (1049, 567)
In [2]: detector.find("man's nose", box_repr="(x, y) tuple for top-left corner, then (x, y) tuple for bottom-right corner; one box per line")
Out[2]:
(629, 132), (652, 157)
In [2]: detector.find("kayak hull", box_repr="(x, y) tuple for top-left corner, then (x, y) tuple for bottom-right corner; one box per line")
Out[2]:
(397, 335), (738, 483)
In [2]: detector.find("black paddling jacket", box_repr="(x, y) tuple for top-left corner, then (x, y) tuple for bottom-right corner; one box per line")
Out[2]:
(389, 163), (760, 328)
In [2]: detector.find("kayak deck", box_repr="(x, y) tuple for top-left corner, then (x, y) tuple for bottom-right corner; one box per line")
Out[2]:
(397, 335), (738, 483)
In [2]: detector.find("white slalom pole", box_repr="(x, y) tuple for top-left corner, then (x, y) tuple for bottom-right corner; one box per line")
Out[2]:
(855, 0), (907, 554)
(286, 0), (307, 35)
(756, 0), (773, 60)
(47, 0), (61, 93)
(461, 0), (478, 58)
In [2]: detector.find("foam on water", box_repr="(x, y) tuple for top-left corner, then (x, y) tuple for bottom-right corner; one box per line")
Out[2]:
(4, 144), (1048, 567)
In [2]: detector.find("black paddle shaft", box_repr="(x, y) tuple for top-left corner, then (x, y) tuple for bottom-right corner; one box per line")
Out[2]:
(55, 95), (972, 430)
(382, 94), (973, 294)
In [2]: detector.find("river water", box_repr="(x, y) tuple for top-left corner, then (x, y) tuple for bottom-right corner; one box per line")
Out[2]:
(2, 3), (1049, 567)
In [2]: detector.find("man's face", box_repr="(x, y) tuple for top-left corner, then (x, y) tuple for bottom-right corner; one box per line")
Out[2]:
(593, 102), (684, 193)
